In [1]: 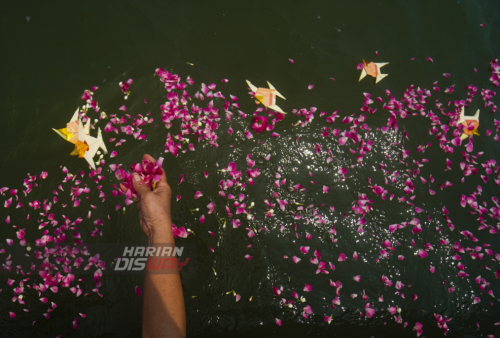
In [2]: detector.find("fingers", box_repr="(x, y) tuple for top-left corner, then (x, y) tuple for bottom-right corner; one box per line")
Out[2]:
(143, 153), (156, 163)
(119, 183), (128, 193)
(132, 173), (151, 198)
(157, 165), (168, 185)
(154, 181), (171, 196)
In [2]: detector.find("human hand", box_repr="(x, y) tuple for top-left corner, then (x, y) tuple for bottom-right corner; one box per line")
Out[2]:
(120, 154), (173, 242)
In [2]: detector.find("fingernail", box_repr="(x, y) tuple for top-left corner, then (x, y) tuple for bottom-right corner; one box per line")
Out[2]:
(133, 173), (141, 182)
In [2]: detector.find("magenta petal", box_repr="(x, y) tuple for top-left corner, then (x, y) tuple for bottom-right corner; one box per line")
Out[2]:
(299, 246), (310, 254)
(135, 286), (142, 297)
(303, 305), (313, 315)
(247, 168), (261, 178)
(308, 84), (314, 90)
(458, 270), (469, 277)
(451, 137), (462, 147)
(155, 157), (164, 168)
(418, 249), (428, 258)
(272, 286), (281, 296)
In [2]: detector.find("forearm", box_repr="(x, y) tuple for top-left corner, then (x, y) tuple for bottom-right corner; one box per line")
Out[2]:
(143, 224), (186, 338)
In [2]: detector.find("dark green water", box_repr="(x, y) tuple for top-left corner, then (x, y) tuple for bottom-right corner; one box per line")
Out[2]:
(1, 0), (500, 337)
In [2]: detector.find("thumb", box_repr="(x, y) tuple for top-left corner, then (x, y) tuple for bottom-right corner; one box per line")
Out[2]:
(132, 173), (151, 198)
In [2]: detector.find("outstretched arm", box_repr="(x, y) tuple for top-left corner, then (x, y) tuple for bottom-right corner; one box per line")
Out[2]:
(121, 154), (186, 338)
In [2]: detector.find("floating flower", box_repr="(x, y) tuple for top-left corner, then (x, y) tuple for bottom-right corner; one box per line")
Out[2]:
(251, 116), (268, 133)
